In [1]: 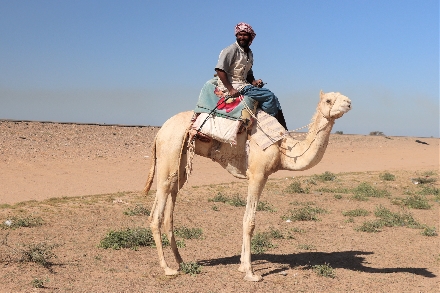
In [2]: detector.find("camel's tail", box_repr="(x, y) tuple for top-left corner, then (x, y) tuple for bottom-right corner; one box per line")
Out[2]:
(143, 136), (157, 196)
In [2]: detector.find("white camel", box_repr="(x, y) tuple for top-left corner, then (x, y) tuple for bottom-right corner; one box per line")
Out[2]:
(144, 90), (351, 281)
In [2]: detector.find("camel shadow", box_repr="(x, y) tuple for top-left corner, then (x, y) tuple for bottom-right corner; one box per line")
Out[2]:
(198, 250), (436, 278)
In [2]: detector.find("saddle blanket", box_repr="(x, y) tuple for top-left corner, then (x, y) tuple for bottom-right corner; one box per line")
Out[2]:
(191, 113), (241, 145)
(194, 78), (257, 121)
(250, 109), (287, 150)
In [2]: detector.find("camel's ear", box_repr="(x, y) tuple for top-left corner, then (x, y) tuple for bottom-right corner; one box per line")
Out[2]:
(320, 90), (325, 99)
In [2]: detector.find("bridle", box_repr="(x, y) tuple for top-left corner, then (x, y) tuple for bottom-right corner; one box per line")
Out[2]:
(281, 98), (337, 158)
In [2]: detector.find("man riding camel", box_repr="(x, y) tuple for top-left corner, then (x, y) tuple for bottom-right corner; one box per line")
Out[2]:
(214, 22), (288, 130)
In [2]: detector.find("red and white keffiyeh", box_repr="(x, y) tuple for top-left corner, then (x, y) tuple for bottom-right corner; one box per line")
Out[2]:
(234, 22), (256, 44)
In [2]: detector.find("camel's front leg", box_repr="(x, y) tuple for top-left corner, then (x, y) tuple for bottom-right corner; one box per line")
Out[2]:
(238, 172), (267, 281)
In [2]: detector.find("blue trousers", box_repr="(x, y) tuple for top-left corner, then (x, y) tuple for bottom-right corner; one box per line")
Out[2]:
(241, 85), (281, 116)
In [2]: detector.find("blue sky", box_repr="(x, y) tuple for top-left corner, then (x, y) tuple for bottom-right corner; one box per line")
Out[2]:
(1, 0), (438, 137)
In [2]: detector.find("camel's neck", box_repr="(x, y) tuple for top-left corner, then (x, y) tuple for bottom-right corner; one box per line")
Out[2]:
(279, 110), (335, 171)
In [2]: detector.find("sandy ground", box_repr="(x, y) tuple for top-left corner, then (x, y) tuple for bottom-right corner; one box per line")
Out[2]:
(0, 120), (438, 204)
(0, 120), (439, 292)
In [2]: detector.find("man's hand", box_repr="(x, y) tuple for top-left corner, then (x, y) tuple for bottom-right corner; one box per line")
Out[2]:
(216, 69), (241, 97)
(227, 88), (240, 98)
(252, 79), (264, 88)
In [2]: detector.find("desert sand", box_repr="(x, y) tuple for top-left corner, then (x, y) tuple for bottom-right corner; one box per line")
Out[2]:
(0, 120), (437, 204)
(0, 120), (439, 292)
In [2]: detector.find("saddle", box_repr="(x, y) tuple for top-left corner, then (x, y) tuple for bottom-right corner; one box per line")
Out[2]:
(191, 78), (257, 145)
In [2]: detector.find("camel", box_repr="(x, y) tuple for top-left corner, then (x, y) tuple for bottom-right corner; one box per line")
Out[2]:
(144, 90), (351, 281)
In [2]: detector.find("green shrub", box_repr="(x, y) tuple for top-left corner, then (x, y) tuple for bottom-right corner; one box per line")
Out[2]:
(180, 262), (202, 275)
(251, 232), (275, 254)
(393, 195), (431, 210)
(229, 195), (246, 207)
(352, 182), (390, 200)
(174, 227), (203, 239)
(283, 205), (326, 222)
(313, 171), (336, 182)
(379, 172), (395, 181)
(208, 193), (229, 203)
(355, 220), (383, 233)
(257, 201), (275, 212)
(342, 209), (370, 217)
(32, 278), (48, 288)
(1, 216), (43, 229)
(124, 204), (150, 216)
(20, 243), (58, 268)
(421, 226), (437, 237)
(298, 243), (315, 250)
(417, 186), (439, 196)
(269, 227), (284, 239)
(315, 187), (351, 194)
(412, 177), (437, 184)
(99, 228), (156, 250)
(374, 206), (420, 228)
(284, 181), (308, 194)
(313, 263), (336, 278)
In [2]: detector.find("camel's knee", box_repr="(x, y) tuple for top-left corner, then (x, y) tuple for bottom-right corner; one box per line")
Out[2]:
(243, 220), (256, 235)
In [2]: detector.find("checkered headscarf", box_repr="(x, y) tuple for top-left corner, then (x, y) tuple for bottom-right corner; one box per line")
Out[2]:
(235, 22), (256, 44)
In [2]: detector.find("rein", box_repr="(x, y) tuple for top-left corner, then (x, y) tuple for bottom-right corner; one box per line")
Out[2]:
(280, 100), (336, 158)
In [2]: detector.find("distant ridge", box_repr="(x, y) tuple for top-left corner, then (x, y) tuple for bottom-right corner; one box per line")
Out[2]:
(0, 118), (160, 128)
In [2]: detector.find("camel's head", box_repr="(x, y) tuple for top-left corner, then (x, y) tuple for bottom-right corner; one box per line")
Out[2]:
(319, 90), (352, 119)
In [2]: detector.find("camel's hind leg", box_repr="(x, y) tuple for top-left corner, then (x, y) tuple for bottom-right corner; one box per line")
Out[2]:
(149, 173), (179, 275)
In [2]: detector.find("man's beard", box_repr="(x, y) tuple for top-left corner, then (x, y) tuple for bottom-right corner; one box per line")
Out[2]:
(236, 37), (250, 48)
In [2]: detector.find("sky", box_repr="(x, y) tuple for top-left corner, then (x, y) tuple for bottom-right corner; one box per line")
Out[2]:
(0, 0), (438, 137)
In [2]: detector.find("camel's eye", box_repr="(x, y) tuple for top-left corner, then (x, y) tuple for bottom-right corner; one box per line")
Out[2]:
(326, 99), (331, 103)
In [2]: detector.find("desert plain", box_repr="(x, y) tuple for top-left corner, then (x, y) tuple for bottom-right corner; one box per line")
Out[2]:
(0, 120), (439, 292)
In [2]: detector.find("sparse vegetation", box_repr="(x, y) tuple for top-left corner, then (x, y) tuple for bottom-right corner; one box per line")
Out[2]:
(208, 193), (229, 203)
(412, 177), (437, 184)
(99, 228), (156, 250)
(20, 242), (58, 268)
(312, 263), (336, 278)
(334, 194), (343, 199)
(229, 195), (246, 207)
(298, 243), (315, 250)
(352, 182), (390, 200)
(312, 171), (336, 182)
(392, 195), (431, 210)
(1, 216), (43, 229)
(421, 226), (437, 237)
(208, 193), (247, 207)
(335, 131), (343, 134)
(369, 131), (385, 136)
(284, 181), (308, 194)
(251, 232), (275, 254)
(379, 172), (395, 181)
(269, 227), (284, 239)
(283, 205), (327, 222)
(123, 204), (150, 216)
(417, 186), (439, 196)
(342, 209), (370, 217)
(315, 187), (351, 194)
(174, 227), (203, 239)
(257, 201), (275, 212)
(180, 261), (202, 276)
(32, 278), (48, 288)
(356, 206), (422, 232)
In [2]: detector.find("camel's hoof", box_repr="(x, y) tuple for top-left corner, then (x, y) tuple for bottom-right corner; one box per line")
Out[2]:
(164, 267), (178, 276)
(238, 265), (246, 273)
(244, 274), (262, 282)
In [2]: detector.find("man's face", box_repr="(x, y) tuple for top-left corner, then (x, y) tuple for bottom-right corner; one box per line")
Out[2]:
(236, 31), (251, 48)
